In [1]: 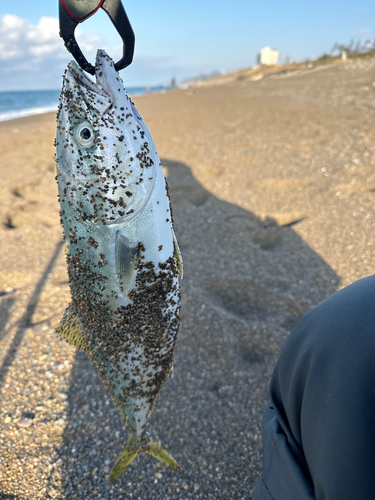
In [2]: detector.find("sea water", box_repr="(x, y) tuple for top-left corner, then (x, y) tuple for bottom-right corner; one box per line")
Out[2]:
(0, 87), (167, 122)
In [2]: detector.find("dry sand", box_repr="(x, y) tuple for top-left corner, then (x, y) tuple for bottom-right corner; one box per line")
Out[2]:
(1, 57), (375, 499)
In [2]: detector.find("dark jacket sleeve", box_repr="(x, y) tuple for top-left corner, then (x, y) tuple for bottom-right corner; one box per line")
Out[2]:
(253, 275), (375, 500)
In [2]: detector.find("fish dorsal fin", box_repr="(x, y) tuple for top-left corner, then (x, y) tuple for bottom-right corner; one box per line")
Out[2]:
(56, 303), (90, 355)
(172, 228), (183, 279)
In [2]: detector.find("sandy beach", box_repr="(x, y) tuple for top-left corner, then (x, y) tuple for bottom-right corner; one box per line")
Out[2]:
(1, 57), (375, 499)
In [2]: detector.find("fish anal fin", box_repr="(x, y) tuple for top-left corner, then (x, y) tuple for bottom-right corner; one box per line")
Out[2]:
(56, 304), (90, 355)
(172, 228), (183, 279)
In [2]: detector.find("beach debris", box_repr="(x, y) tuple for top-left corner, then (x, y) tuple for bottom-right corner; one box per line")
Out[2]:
(55, 50), (183, 480)
(4, 216), (16, 229)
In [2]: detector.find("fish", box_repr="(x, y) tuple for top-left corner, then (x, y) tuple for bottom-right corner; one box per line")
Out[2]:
(55, 50), (183, 480)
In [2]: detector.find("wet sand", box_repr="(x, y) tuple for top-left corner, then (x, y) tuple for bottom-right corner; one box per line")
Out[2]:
(1, 57), (375, 499)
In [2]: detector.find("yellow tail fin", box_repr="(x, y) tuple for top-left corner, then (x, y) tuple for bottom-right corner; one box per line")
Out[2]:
(109, 433), (182, 481)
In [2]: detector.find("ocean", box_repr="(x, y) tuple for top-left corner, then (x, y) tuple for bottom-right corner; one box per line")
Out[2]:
(0, 86), (167, 123)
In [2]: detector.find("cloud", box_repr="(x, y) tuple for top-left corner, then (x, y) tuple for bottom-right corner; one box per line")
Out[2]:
(0, 14), (104, 90)
(0, 14), (217, 90)
(352, 27), (371, 39)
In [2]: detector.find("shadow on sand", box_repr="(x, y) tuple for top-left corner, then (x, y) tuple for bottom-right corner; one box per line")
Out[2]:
(0, 241), (63, 388)
(51, 159), (338, 499)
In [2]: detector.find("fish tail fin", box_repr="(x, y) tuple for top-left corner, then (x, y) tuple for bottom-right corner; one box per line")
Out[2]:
(109, 433), (139, 482)
(147, 439), (182, 471)
(109, 434), (182, 482)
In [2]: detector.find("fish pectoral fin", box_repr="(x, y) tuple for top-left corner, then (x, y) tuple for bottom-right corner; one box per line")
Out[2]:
(115, 232), (138, 275)
(172, 228), (183, 279)
(109, 433), (139, 482)
(109, 435), (182, 481)
(56, 304), (90, 355)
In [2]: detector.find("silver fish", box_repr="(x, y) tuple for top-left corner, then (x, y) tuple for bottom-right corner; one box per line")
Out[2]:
(55, 50), (183, 480)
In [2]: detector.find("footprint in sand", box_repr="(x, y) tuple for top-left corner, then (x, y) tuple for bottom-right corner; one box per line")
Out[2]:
(331, 182), (375, 197)
(169, 185), (211, 207)
(200, 277), (307, 328)
(225, 214), (284, 250)
(249, 177), (312, 191)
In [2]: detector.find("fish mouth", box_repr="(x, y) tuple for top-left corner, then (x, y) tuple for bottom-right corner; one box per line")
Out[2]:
(68, 50), (123, 98)
(63, 51), (119, 117)
(66, 56), (109, 98)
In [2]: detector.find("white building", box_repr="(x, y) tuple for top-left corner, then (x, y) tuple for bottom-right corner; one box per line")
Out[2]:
(258, 47), (279, 66)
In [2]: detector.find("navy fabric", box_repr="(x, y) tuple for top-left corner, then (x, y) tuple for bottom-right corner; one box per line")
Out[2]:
(253, 275), (375, 500)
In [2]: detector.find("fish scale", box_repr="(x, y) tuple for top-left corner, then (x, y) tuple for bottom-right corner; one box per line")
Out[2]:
(55, 50), (183, 480)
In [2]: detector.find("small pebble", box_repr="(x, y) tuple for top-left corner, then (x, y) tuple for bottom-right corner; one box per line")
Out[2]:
(16, 417), (33, 428)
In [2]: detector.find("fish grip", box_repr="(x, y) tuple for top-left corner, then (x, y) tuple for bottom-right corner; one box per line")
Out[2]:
(59, 0), (135, 75)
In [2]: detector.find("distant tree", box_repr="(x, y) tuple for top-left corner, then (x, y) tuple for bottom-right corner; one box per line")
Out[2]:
(330, 38), (375, 58)
(318, 53), (332, 61)
(325, 37), (375, 61)
(331, 42), (339, 54)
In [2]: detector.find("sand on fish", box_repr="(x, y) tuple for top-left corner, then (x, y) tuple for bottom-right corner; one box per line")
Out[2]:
(1, 56), (375, 499)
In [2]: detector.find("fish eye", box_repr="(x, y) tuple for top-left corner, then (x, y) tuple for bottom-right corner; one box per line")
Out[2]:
(80, 127), (91, 140)
(74, 121), (95, 148)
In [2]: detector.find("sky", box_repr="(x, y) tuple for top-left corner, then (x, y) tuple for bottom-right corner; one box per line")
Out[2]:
(1, 0), (375, 91)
